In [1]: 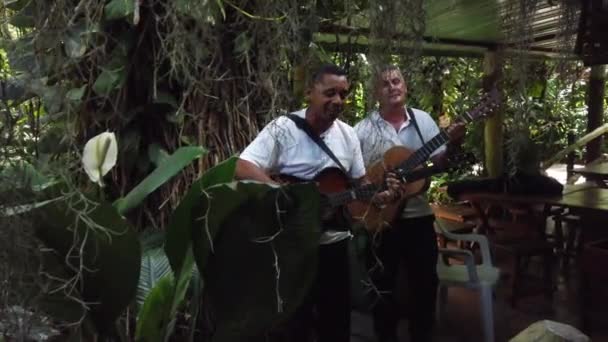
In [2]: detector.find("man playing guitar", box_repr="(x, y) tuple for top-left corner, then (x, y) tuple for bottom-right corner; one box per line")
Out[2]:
(354, 65), (466, 342)
(235, 64), (399, 342)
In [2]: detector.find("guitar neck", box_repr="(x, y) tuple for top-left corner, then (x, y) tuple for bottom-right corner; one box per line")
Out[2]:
(398, 111), (477, 172)
(325, 183), (381, 207)
(400, 131), (450, 171)
(326, 163), (445, 207)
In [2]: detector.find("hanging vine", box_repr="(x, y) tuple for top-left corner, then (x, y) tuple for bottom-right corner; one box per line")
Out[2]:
(499, 0), (583, 174)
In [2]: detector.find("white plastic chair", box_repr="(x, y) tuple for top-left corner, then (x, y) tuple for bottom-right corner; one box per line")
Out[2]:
(435, 219), (501, 342)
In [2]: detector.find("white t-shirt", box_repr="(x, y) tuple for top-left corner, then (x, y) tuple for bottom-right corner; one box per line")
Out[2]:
(240, 108), (366, 244)
(354, 107), (445, 219)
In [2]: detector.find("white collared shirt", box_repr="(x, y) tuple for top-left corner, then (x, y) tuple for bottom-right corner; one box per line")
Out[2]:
(354, 107), (445, 218)
(240, 108), (366, 244)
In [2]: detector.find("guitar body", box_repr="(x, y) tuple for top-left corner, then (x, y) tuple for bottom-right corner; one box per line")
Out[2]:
(348, 145), (430, 233)
(273, 149), (474, 233)
(274, 168), (354, 227)
(313, 168), (352, 195)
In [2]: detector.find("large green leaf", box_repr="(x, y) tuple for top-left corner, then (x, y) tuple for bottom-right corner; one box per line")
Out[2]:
(64, 32), (87, 59)
(113, 146), (207, 215)
(135, 231), (194, 341)
(0, 161), (50, 193)
(164, 156), (237, 276)
(4, 0), (30, 11)
(0, 77), (27, 101)
(170, 251), (194, 332)
(134, 156), (237, 340)
(9, 1), (35, 28)
(63, 22), (99, 60)
(190, 182), (255, 277)
(135, 236), (193, 341)
(104, 0), (135, 21)
(31, 188), (141, 334)
(187, 267), (202, 342)
(66, 85), (87, 102)
(202, 182), (321, 341)
(7, 37), (38, 75)
(27, 78), (63, 114)
(135, 275), (174, 342)
(92, 39), (130, 96)
(92, 66), (126, 96)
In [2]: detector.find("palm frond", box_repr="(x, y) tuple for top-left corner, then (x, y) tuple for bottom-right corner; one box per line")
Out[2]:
(136, 247), (173, 309)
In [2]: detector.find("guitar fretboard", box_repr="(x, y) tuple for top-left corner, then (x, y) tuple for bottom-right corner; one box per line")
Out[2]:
(324, 183), (380, 207)
(322, 163), (444, 208)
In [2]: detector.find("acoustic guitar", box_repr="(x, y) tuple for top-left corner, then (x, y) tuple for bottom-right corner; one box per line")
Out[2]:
(349, 88), (501, 232)
(274, 152), (475, 229)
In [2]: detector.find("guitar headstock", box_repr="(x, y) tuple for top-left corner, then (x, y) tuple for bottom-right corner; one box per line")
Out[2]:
(463, 87), (502, 123)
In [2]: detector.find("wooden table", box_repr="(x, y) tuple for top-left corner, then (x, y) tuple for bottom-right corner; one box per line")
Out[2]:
(572, 161), (608, 187)
(458, 184), (608, 241)
(458, 185), (608, 322)
(458, 183), (608, 213)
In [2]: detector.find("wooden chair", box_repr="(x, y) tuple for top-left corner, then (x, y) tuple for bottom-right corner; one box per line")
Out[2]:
(550, 210), (582, 272)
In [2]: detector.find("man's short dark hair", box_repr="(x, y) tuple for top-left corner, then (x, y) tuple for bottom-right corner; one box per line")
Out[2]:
(308, 64), (347, 87)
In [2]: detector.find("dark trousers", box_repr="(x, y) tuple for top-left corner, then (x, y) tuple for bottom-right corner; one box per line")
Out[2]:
(370, 215), (438, 342)
(283, 238), (351, 342)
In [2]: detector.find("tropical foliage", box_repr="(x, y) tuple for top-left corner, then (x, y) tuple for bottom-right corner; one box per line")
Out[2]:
(0, 0), (605, 340)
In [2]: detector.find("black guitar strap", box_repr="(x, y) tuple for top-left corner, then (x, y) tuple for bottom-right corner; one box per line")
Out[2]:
(286, 114), (350, 177)
(407, 107), (426, 146)
(406, 107), (433, 195)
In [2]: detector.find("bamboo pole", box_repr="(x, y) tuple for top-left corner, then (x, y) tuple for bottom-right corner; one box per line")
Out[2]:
(483, 50), (503, 177)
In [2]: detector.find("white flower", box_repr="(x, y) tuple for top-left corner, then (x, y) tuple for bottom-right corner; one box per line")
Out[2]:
(82, 132), (118, 187)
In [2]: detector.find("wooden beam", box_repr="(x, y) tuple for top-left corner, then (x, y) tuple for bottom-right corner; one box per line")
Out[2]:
(314, 32), (576, 60)
(315, 41), (486, 59)
(317, 23), (577, 58)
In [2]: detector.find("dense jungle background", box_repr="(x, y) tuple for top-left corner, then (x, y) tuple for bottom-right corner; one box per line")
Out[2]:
(0, 0), (603, 340)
